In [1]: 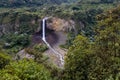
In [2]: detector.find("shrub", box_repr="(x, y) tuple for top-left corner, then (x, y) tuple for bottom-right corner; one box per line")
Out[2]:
(0, 52), (11, 69)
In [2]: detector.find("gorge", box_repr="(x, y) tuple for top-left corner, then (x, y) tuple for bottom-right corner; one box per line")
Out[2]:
(42, 17), (64, 66)
(0, 0), (120, 79)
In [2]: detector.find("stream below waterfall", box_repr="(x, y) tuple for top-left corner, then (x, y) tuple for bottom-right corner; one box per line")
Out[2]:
(42, 18), (64, 66)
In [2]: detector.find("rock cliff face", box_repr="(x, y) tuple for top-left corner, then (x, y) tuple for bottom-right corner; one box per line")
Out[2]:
(47, 17), (76, 32)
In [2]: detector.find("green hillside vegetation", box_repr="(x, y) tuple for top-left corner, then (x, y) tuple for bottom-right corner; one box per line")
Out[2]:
(0, 59), (52, 80)
(0, 51), (11, 69)
(0, 0), (120, 80)
(64, 6), (120, 80)
(0, 0), (76, 7)
(0, 10), (40, 54)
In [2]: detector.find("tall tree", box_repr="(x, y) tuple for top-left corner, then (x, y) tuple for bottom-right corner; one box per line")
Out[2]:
(64, 35), (93, 80)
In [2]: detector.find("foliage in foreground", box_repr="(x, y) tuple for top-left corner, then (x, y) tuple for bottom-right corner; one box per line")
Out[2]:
(64, 6), (120, 80)
(0, 59), (52, 80)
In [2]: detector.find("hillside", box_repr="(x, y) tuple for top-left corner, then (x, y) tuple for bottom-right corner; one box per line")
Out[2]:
(0, 0), (76, 7)
(0, 0), (120, 80)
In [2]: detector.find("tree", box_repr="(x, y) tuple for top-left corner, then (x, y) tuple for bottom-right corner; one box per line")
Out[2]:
(93, 6), (120, 79)
(64, 6), (120, 80)
(64, 35), (94, 80)
(0, 52), (11, 69)
(0, 59), (52, 80)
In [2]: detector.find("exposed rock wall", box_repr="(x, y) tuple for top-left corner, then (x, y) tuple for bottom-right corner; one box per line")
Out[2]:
(47, 17), (76, 32)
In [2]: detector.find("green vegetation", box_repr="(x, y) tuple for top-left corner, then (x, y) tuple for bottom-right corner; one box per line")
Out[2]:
(3, 33), (30, 47)
(2, 33), (30, 54)
(0, 10), (39, 34)
(0, 52), (11, 69)
(0, 0), (120, 80)
(0, 10), (39, 54)
(0, 59), (52, 80)
(33, 44), (48, 52)
(25, 44), (48, 63)
(64, 6), (120, 80)
(0, 0), (74, 7)
(64, 35), (93, 80)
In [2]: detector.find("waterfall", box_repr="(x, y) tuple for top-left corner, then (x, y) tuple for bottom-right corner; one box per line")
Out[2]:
(42, 18), (64, 65)
(42, 18), (46, 41)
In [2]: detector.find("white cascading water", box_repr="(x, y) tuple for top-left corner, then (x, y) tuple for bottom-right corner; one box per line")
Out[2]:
(42, 18), (64, 65)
